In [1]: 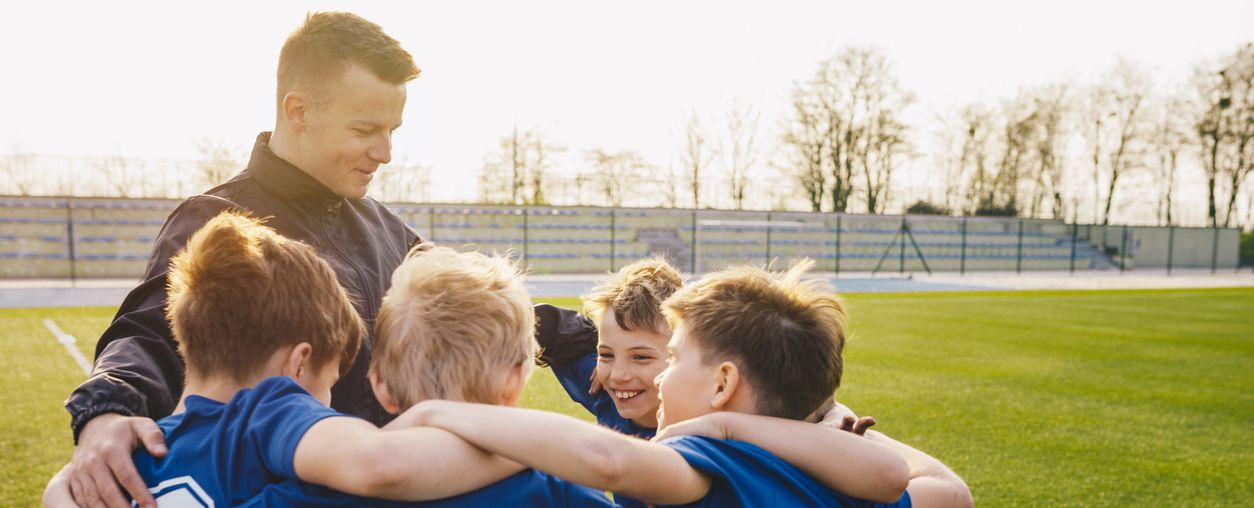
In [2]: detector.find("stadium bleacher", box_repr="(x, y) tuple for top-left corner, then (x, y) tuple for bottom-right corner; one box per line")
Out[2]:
(1, 196), (1212, 279)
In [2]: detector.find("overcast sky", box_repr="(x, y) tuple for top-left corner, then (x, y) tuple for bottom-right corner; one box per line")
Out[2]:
(3, 0), (1252, 221)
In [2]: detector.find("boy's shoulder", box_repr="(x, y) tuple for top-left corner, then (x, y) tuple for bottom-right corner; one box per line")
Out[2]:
(136, 376), (345, 507)
(249, 468), (618, 507)
(658, 435), (909, 508)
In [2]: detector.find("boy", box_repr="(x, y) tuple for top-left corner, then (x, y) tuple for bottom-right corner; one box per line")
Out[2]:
(246, 244), (618, 506)
(45, 212), (532, 507)
(407, 260), (974, 507)
(534, 257), (685, 439)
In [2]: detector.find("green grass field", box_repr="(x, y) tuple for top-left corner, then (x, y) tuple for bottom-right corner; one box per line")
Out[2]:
(4, 289), (1252, 506)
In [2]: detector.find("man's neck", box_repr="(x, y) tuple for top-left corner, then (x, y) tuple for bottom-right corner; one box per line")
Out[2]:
(267, 128), (303, 170)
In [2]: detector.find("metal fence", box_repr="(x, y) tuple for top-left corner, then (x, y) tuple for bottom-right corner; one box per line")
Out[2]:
(0, 196), (1244, 280)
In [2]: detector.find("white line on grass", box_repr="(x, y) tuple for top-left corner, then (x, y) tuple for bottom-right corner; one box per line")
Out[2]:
(44, 319), (92, 377)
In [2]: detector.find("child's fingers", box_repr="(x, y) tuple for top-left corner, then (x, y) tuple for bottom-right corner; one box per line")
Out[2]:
(853, 416), (877, 435)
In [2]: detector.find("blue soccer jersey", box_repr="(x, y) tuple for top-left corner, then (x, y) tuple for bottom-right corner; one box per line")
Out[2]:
(551, 352), (656, 440)
(245, 469), (617, 507)
(132, 376), (342, 507)
(659, 435), (913, 508)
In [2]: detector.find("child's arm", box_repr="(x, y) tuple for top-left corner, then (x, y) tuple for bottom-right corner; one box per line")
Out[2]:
(655, 411), (909, 503)
(43, 464), (80, 508)
(292, 416), (524, 501)
(863, 430), (973, 508)
(405, 399), (713, 505)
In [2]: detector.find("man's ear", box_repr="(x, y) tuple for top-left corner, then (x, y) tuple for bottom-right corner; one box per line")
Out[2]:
(369, 368), (401, 414)
(281, 342), (314, 378)
(710, 361), (741, 411)
(281, 91), (311, 132)
(500, 362), (530, 407)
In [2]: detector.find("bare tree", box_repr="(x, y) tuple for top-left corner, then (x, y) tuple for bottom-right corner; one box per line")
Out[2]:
(720, 103), (760, 210)
(373, 158), (432, 203)
(1199, 43), (1254, 228)
(679, 112), (712, 208)
(1026, 84), (1070, 219)
(1152, 95), (1189, 225)
(1083, 60), (1151, 225)
(808, 47), (912, 213)
(480, 127), (564, 205)
(93, 156), (142, 198)
(660, 164), (681, 208)
(1, 148), (37, 196)
(194, 138), (241, 191)
(781, 86), (827, 212)
(586, 148), (648, 207)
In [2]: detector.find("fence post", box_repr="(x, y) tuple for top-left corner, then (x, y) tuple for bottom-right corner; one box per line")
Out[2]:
(690, 209), (698, 274)
(1016, 218), (1024, 275)
(66, 199), (77, 285)
(1069, 222), (1078, 274)
(1166, 225), (1174, 275)
(609, 208), (617, 273)
(1119, 224), (1128, 273)
(522, 208), (529, 269)
(1211, 226), (1219, 274)
(898, 216), (906, 274)
(834, 214), (842, 275)
(427, 207), (436, 242)
(960, 217), (968, 275)
(765, 212), (773, 267)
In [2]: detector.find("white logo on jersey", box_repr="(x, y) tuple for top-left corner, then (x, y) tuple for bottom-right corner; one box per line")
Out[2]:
(131, 476), (215, 508)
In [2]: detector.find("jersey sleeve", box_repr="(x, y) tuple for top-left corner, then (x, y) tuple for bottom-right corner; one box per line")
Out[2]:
(549, 352), (602, 413)
(245, 377), (345, 480)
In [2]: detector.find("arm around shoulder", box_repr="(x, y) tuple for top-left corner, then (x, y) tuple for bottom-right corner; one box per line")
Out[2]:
(865, 430), (972, 508)
(293, 415), (523, 501)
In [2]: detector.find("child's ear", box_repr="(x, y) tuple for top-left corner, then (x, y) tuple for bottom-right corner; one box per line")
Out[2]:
(710, 361), (741, 411)
(368, 369), (401, 414)
(281, 343), (314, 378)
(500, 362), (530, 407)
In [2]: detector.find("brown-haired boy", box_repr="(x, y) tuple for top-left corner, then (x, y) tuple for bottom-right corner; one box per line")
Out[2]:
(408, 260), (973, 507)
(45, 212), (528, 507)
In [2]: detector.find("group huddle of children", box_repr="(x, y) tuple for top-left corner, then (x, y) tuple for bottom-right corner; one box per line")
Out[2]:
(51, 210), (972, 507)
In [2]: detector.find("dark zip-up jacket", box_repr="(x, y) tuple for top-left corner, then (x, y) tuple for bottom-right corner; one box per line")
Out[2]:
(65, 132), (420, 440)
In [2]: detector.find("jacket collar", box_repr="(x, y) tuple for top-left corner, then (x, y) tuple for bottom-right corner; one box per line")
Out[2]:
(246, 132), (344, 211)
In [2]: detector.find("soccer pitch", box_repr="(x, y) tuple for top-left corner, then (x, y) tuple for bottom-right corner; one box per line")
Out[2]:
(4, 289), (1252, 506)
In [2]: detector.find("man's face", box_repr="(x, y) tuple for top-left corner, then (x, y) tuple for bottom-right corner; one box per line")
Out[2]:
(594, 309), (670, 428)
(654, 322), (719, 430)
(301, 63), (406, 199)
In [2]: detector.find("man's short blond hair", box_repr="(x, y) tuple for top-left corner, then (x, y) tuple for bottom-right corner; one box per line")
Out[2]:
(582, 257), (683, 334)
(662, 259), (847, 421)
(371, 246), (535, 409)
(277, 11), (421, 108)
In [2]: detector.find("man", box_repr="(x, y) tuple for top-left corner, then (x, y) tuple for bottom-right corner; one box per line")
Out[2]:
(60, 12), (422, 508)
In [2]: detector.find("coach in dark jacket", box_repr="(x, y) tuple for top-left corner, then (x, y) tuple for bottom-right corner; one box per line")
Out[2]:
(59, 13), (423, 508)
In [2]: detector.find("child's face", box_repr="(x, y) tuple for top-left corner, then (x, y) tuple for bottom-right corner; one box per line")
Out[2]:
(298, 361), (341, 407)
(654, 322), (719, 430)
(595, 308), (670, 428)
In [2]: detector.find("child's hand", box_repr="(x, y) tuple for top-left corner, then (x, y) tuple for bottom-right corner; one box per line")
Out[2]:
(652, 412), (732, 442)
(819, 403), (876, 435)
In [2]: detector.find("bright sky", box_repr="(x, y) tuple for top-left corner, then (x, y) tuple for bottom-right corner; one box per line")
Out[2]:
(3, 0), (1252, 222)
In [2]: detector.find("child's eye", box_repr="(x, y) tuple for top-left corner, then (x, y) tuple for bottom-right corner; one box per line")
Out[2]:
(632, 355), (653, 362)
(597, 352), (614, 360)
